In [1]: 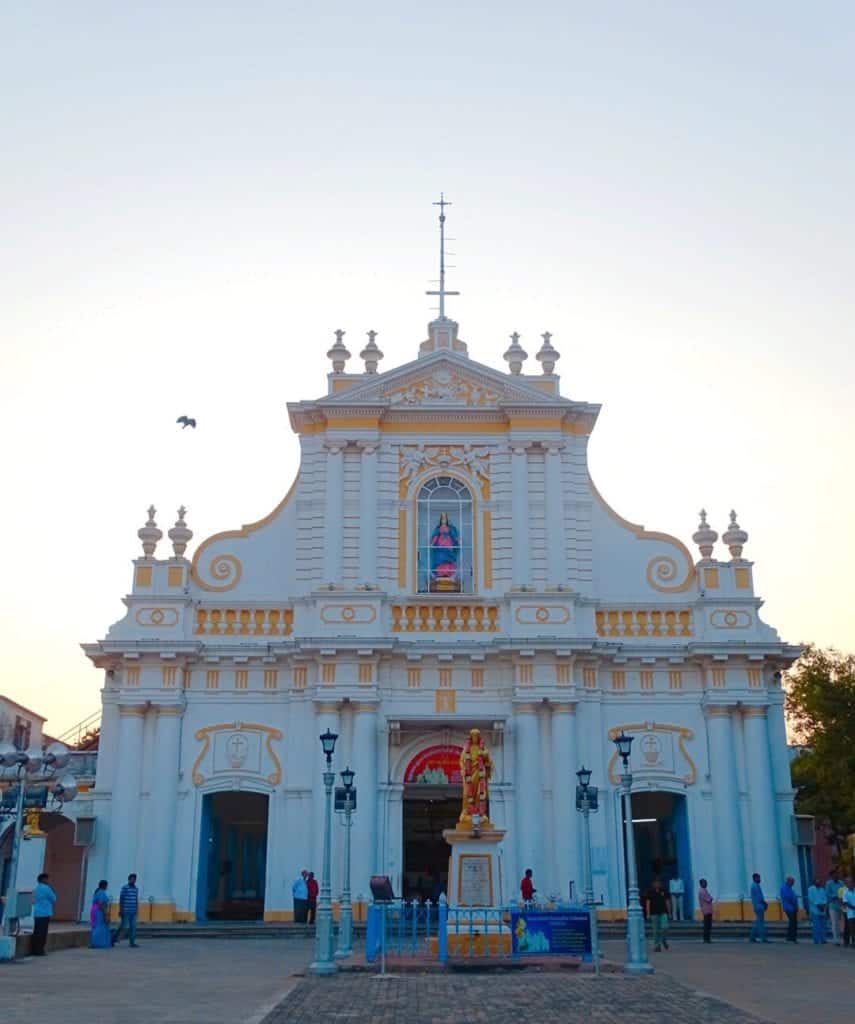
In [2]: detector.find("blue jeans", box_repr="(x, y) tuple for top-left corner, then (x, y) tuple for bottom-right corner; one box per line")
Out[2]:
(113, 913), (138, 945)
(750, 909), (767, 941)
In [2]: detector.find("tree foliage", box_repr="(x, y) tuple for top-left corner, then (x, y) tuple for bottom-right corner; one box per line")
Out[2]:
(786, 646), (855, 853)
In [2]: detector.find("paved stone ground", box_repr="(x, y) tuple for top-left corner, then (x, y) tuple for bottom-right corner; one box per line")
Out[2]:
(600, 935), (855, 1024)
(0, 938), (314, 1024)
(264, 972), (768, 1024)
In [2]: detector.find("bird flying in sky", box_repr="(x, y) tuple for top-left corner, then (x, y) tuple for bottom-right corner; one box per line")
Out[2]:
(176, 415), (196, 429)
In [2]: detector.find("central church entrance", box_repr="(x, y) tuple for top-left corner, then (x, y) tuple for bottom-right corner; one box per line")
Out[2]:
(197, 791), (268, 921)
(401, 744), (462, 901)
(625, 791), (693, 916)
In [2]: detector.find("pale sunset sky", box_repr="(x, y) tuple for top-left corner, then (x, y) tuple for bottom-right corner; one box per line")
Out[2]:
(1, 3), (853, 735)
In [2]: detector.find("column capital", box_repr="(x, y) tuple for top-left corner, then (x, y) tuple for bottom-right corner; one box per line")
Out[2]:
(154, 704), (184, 717)
(510, 443), (529, 456)
(118, 704), (147, 717)
(703, 704), (734, 718)
(742, 705), (769, 719)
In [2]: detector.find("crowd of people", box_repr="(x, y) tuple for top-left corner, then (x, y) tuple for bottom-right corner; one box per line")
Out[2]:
(25, 862), (855, 955)
(517, 867), (855, 952)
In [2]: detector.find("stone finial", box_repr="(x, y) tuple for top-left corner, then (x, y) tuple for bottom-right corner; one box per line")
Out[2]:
(326, 329), (351, 373)
(692, 509), (718, 561)
(168, 505), (193, 558)
(722, 510), (748, 560)
(137, 505), (163, 558)
(503, 332), (528, 375)
(359, 330), (384, 374)
(535, 331), (560, 374)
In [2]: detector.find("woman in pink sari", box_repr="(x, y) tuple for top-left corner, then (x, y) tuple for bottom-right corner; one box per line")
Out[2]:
(89, 880), (112, 949)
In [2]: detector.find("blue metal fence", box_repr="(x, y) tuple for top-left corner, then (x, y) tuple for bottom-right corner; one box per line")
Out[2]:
(366, 900), (595, 968)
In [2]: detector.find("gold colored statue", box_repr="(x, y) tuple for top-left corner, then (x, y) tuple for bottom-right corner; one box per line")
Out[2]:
(459, 728), (493, 825)
(24, 808), (45, 837)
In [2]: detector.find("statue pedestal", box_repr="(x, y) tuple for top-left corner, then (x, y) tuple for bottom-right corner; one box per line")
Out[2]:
(440, 822), (510, 955)
(443, 822), (505, 907)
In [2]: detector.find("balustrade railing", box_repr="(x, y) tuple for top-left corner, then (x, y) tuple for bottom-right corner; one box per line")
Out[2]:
(595, 608), (692, 638)
(390, 604), (499, 633)
(195, 607), (294, 636)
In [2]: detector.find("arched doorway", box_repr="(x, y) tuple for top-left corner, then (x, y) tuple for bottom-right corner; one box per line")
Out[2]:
(402, 745), (462, 900)
(624, 791), (693, 916)
(196, 791), (269, 921)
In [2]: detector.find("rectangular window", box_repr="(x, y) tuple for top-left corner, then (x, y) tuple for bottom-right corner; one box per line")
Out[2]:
(407, 667), (421, 689)
(611, 670), (626, 691)
(206, 669), (220, 690)
(263, 669), (278, 690)
(293, 666), (307, 690)
(640, 670), (654, 691)
(668, 670), (682, 691)
(471, 668), (484, 689)
(13, 716), (31, 752)
(235, 669), (249, 690)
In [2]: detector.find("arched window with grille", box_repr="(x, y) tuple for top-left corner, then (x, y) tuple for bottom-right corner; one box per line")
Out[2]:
(416, 476), (474, 593)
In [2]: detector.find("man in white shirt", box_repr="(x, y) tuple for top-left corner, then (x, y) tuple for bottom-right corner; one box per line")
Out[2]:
(668, 876), (685, 922)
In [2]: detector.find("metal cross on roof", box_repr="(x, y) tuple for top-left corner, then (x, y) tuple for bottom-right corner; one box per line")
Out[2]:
(426, 192), (460, 319)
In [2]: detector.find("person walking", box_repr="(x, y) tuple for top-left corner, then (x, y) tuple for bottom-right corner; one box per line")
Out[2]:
(292, 870), (309, 923)
(31, 872), (57, 956)
(807, 878), (827, 944)
(668, 875), (685, 922)
(89, 881), (112, 949)
(520, 868), (536, 905)
(306, 871), (318, 925)
(749, 873), (769, 943)
(698, 879), (714, 943)
(112, 873), (140, 947)
(780, 875), (799, 943)
(825, 870), (843, 945)
(646, 878), (671, 952)
(843, 876), (855, 948)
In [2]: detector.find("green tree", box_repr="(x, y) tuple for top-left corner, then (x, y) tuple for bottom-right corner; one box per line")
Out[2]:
(786, 646), (855, 857)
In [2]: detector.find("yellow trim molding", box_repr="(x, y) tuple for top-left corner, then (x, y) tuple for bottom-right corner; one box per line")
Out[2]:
(191, 721), (283, 786)
(191, 473), (299, 590)
(588, 474), (696, 593)
(606, 721), (696, 785)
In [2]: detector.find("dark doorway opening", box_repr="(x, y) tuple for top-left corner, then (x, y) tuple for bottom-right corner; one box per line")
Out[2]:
(402, 787), (458, 901)
(624, 791), (693, 917)
(197, 791), (268, 921)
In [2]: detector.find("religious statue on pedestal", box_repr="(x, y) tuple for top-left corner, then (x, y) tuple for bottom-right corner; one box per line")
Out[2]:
(429, 511), (460, 592)
(459, 728), (493, 826)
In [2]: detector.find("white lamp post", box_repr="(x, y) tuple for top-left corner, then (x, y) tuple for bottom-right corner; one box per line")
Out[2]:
(613, 731), (652, 974)
(309, 729), (339, 976)
(575, 765), (600, 976)
(335, 765), (355, 960)
(0, 741), (75, 936)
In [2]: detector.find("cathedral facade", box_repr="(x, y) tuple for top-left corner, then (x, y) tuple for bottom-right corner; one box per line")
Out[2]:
(82, 311), (800, 923)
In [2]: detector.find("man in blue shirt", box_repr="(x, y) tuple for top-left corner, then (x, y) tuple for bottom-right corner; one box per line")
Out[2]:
(112, 873), (140, 947)
(32, 872), (57, 956)
(780, 875), (799, 943)
(807, 877), (827, 944)
(749, 873), (769, 942)
(292, 870), (309, 923)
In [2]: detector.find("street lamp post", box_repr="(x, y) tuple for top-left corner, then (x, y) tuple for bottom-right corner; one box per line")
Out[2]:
(309, 728), (339, 976)
(575, 765), (600, 976)
(0, 741), (76, 936)
(335, 765), (355, 960)
(613, 731), (652, 973)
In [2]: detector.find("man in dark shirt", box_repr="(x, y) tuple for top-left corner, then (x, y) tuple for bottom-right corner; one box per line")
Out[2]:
(646, 878), (671, 951)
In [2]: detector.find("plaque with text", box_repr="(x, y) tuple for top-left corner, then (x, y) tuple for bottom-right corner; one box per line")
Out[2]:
(458, 854), (493, 906)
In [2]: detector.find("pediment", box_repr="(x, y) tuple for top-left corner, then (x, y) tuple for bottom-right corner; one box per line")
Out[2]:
(323, 351), (569, 410)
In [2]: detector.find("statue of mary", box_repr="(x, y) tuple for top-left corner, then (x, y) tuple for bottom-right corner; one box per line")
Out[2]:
(429, 511), (460, 587)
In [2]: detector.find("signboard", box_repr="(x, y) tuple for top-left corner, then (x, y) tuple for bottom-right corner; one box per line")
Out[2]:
(334, 787), (357, 812)
(458, 854), (493, 906)
(510, 909), (592, 959)
(575, 785), (598, 811)
(403, 744), (463, 785)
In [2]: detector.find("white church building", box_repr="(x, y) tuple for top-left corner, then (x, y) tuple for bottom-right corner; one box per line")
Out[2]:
(81, 220), (800, 924)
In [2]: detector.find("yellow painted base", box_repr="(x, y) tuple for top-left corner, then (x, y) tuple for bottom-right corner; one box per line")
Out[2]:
(429, 932), (512, 956)
(172, 910), (195, 923)
(264, 910), (295, 922)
